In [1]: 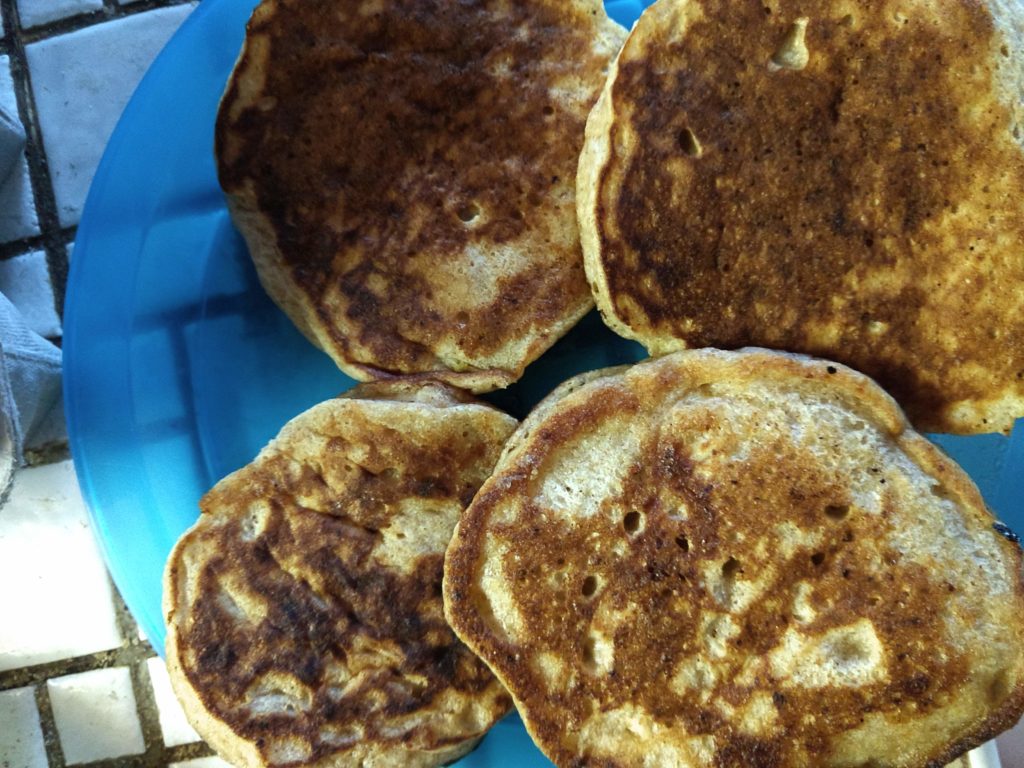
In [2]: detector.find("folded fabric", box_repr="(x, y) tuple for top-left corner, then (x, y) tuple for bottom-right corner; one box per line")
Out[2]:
(0, 292), (65, 503)
(0, 105), (25, 187)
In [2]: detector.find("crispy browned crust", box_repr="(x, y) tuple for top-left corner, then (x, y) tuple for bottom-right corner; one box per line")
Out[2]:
(164, 381), (518, 767)
(216, 0), (625, 393)
(444, 349), (1024, 767)
(578, 0), (1024, 434)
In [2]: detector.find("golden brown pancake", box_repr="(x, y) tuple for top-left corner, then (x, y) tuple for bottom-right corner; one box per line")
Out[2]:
(164, 381), (518, 767)
(444, 349), (1024, 767)
(217, 0), (625, 393)
(577, 0), (1024, 434)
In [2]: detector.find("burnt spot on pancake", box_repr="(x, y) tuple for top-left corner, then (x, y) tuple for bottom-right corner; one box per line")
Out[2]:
(217, 0), (620, 385)
(593, 0), (1024, 433)
(185, 509), (498, 762)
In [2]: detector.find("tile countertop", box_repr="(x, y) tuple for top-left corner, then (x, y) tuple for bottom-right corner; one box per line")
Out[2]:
(0, 0), (1021, 766)
(0, 0), (225, 763)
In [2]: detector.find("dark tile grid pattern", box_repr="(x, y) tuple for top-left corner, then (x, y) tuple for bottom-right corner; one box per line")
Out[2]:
(0, 0), (213, 765)
(71, 289), (242, 764)
(0, 586), (214, 766)
(0, 0), (192, 325)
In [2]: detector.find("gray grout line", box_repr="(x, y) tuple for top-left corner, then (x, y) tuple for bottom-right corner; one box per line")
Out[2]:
(0, 0), (192, 318)
(98, 577), (218, 766)
(45, 249), (69, 322)
(108, 574), (172, 761)
(17, 9), (113, 43)
(0, 226), (74, 260)
(68, 740), (216, 768)
(0, 643), (156, 692)
(15, 0), (194, 45)
(0, 582), (155, 694)
(131, 657), (169, 762)
(163, 741), (216, 764)
(0, 232), (48, 260)
(72, 755), (163, 768)
(109, 574), (145, 648)
(0, 0), (71, 323)
(34, 680), (68, 768)
(108, 576), (197, 766)
(0, 0), (17, 40)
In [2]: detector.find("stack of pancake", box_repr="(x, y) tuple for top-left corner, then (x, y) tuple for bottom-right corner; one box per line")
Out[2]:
(165, 0), (1024, 765)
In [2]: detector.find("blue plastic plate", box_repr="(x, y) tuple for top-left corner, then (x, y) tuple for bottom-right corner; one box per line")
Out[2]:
(63, 0), (1021, 763)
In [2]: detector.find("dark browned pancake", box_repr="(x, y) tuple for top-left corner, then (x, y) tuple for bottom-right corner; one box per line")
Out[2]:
(164, 381), (518, 767)
(217, 0), (625, 393)
(445, 349), (1024, 767)
(577, 0), (1024, 434)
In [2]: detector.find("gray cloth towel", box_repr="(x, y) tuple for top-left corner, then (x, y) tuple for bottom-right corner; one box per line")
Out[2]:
(0, 105), (64, 504)
(0, 292), (65, 502)
(0, 104), (25, 187)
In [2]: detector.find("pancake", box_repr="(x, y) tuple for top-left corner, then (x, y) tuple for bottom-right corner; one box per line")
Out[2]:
(164, 381), (518, 767)
(577, 0), (1024, 434)
(444, 349), (1024, 767)
(217, 0), (625, 393)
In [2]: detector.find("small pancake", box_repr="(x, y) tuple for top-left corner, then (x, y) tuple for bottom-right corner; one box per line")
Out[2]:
(444, 349), (1024, 767)
(217, 0), (625, 393)
(577, 0), (1024, 434)
(164, 381), (518, 767)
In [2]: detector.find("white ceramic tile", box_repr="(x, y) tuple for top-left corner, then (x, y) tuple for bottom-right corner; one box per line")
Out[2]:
(26, 4), (195, 227)
(146, 656), (201, 747)
(0, 687), (47, 768)
(48, 667), (145, 764)
(0, 250), (61, 338)
(16, 0), (103, 29)
(170, 758), (233, 768)
(0, 56), (40, 244)
(0, 461), (121, 672)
